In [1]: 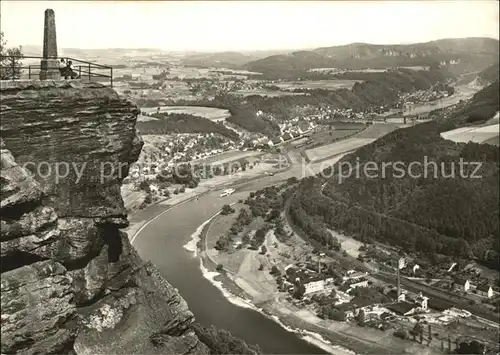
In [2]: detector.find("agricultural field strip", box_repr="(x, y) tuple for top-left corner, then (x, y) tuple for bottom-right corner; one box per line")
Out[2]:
(141, 106), (231, 120)
(232, 90), (306, 97)
(275, 80), (360, 91)
(191, 150), (263, 165)
(305, 138), (377, 161)
(304, 124), (399, 162)
(440, 124), (499, 144)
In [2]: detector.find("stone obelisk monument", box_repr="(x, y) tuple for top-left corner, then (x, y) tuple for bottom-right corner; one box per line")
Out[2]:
(39, 9), (60, 80)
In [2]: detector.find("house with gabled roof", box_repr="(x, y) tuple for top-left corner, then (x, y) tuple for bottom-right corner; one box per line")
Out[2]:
(476, 284), (494, 298)
(453, 277), (471, 292)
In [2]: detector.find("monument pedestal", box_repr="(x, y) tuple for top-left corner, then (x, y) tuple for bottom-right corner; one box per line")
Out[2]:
(39, 59), (61, 80)
(39, 9), (60, 81)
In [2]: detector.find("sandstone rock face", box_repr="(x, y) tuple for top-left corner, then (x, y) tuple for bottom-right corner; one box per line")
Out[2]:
(0, 81), (208, 354)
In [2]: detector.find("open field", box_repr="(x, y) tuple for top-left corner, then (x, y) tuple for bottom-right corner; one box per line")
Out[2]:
(384, 117), (407, 124)
(398, 66), (430, 71)
(191, 150), (263, 165)
(440, 124), (500, 145)
(310, 129), (360, 143)
(165, 67), (261, 80)
(137, 114), (159, 122)
(288, 137), (309, 147)
(304, 123), (400, 162)
(205, 207), (249, 274)
(209, 68), (262, 76)
(307, 68), (388, 73)
(354, 123), (401, 138)
(486, 111), (499, 125)
(305, 138), (377, 162)
(275, 79), (360, 91)
(328, 229), (363, 259)
(231, 89), (306, 97)
(305, 125), (365, 148)
(140, 106), (231, 121)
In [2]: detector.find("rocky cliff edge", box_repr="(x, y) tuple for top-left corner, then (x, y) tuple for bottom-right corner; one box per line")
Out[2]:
(0, 80), (209, 354)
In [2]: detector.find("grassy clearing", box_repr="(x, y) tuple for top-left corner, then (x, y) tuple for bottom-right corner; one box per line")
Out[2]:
(307, 127), (364, 147)
(305, 138), (377, 162)
(355, 123), (401, 138)
(231, 89), (306, 97)
(141, 106), (231, 121)
(206, 207), (247, 274)
(304, 124), (400, 162)
(275, 80), (359, 91)
(440, 124), (499, 145)
(328, 229), (363, 258)
(191, 150), (263, 165)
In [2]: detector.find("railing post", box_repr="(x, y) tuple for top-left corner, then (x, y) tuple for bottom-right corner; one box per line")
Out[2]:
(29, 66), (32, 79)
(88, 63), (91, 81)
(110, 67), (113, 87)
(79, 66), (81, 78)
(11, 57), (15, 81)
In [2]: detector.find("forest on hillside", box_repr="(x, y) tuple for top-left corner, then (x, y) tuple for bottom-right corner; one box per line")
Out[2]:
(136, 113), (240, 141)
(244, 68), (447, 119)
(163, 68), (449, 136)
(478, 63), (499, 84)
(290, 83), (500, 267)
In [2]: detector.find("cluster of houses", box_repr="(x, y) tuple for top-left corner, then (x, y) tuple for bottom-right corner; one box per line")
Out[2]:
(281, 262), (373, 298)
(283, 264), (335, 295)
(129, 133), (239, 181)
(267, 120), (316, 147)
(338, 270), (370, 293)
(385, 289), (430, 316)
(396, 87), (452, 112)
(297, 104), (388, 122)
(439, 59), (460, 67)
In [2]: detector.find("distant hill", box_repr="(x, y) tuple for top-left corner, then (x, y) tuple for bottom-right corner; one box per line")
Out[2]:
(21, 45), (168, 58)
(245, 38), (499, 77)
(179, 50), (291, 69)
(180, 51), (257, 69)
(20, 45), (288, 69)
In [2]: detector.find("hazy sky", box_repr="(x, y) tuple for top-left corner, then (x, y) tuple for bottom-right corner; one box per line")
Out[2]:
(1, 1), (498, 52)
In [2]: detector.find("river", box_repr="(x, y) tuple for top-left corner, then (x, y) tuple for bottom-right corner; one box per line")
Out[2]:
(403, 84), (478, 116)
(128, 99), (465, 353)
(130, 150), (355, 353)
(131, 181), (328, 354)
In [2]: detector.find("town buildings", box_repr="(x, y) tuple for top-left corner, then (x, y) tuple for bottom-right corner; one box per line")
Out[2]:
(477, 284), (494, 298)
(454, 277), (471, 292)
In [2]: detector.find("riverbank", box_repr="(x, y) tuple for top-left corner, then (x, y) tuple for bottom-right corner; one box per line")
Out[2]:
(188, 214), (358, 355)
(126, 117), (441, 354)
(125, 155), (293, 242)
(191, 210), (435, 355)
(194, 200), (443, 355)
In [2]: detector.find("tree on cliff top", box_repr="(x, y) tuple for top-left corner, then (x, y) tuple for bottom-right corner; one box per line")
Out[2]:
(0, 32), (24, 80)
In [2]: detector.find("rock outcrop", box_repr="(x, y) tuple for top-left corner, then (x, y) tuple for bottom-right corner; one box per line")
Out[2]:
(0, 81), (209, 354)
